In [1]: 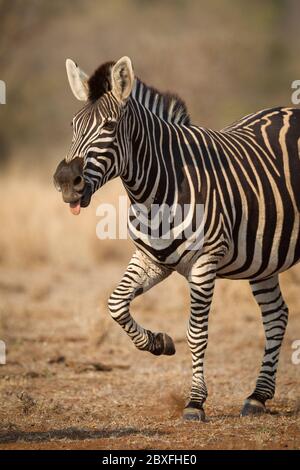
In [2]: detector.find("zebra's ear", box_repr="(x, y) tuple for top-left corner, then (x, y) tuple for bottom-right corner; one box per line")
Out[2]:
(111, 56), (134, 103)
(66, 59), (89, 101)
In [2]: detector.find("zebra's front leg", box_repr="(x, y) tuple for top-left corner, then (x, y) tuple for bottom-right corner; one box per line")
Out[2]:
(241, 275), (289, 416)
(108, 250), (175, 356)
(183, 255), (218, 422)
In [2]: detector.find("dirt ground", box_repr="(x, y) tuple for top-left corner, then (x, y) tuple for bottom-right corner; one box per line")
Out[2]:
(1, 0), (300, 452)
(0, 259), (299, 450)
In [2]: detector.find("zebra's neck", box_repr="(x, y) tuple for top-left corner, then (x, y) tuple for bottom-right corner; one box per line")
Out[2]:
(120, 79), (191, 207)
(121, 97), (168, 207)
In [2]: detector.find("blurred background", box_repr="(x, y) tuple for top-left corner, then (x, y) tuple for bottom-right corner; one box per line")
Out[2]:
(0, 1), (299, 449)
(0, 0), (300, 267)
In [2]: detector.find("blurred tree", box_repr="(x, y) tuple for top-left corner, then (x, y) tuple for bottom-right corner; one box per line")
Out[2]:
(0, 0), (80, 165)
(0, 0), (80, 68)
(0, 0), (299, 168)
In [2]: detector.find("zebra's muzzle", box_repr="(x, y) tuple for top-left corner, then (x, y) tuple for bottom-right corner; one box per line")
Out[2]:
(53, 157), (92, 215)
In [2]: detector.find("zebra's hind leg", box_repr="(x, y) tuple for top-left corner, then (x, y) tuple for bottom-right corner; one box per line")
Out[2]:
(108, 250), (175, 356)
(241, 275), (289, 416)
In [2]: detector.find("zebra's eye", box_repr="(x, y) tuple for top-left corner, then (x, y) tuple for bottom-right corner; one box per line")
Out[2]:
(103, 120), (116, 132)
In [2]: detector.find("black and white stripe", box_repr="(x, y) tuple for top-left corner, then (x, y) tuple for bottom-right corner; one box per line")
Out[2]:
(58, 57), (300, 420)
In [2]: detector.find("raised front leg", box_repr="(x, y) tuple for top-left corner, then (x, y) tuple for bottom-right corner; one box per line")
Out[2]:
(183, 255), (218, 422)
(108, 250), (175, 356)
(241, 275), (289, 416)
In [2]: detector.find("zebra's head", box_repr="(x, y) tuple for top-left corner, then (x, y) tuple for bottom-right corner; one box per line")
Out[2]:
(53, 56), (134, 214)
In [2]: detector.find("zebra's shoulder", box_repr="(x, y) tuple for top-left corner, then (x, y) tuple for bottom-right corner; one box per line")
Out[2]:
(220, 106), (299, 133)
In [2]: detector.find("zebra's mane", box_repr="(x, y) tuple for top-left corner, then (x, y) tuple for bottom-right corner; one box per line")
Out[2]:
(132, 79), (190, 126)
(88, 62), (190, 126)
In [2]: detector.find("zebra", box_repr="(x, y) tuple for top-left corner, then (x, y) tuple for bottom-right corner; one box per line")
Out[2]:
(53, 56), (300, 421)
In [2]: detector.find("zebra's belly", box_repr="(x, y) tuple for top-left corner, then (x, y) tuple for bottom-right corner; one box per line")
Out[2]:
(132, 222), (300, 280)
(130, 201), (300, 279)
(216, 217), (300, 280)
(217, 253), (300, 280)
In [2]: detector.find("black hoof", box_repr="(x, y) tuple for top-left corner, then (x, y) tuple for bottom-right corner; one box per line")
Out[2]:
(162, 333), (176, 355)
(241, 398), (266, 417)
(183, 407), (206, 422)
(151, 332), (176, 356)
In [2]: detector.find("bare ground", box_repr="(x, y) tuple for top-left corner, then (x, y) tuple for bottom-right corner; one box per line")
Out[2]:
(0, 261), (299, 450)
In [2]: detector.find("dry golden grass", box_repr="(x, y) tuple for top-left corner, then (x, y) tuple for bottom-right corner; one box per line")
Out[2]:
(0, 261), (299, 449)
(0, 165), (299, 449)
(1, 0), (300, 449)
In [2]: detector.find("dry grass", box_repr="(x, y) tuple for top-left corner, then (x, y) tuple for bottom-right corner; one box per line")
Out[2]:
(1, 0), (300, 450)
(0, 262), (299, 450)
(0, 166), (299, 449)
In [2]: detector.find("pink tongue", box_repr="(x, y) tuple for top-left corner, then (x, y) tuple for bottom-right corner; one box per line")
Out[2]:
(69, 201), (81, 215)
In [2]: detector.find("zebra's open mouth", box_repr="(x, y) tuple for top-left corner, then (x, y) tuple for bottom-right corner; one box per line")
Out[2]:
(69, 184), (92, 215)
(69, 200), (81, 215)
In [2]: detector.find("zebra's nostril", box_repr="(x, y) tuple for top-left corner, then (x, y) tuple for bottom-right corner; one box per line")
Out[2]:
(73, 175), (84, 189)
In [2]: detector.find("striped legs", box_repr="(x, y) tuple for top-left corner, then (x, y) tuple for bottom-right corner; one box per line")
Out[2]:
(183, 255), (218, 421)
(241, 275), (289, 416)
(108, 250), (175, 355)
